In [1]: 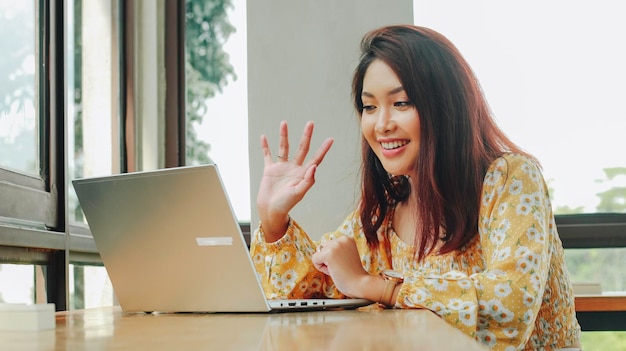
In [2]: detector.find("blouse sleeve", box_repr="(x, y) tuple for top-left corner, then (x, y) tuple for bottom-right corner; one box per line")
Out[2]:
(250, 212), (364, 300)
(396, 155), (553, 350)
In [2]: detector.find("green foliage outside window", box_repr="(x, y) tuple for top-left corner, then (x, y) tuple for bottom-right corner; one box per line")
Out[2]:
(184, 0), (235, 165)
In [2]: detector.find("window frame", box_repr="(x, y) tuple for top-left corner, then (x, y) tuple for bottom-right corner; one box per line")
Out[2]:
(0, 0), (59, 231)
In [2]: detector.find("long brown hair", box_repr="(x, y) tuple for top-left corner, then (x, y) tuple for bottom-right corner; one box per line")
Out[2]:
(352, 25), (530, 260)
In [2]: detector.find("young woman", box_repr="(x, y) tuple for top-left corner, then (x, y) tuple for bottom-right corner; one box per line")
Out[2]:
(251, 25), (581, 351)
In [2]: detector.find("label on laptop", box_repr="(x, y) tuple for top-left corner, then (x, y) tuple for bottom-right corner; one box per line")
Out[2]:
(196, 237), (234, 246)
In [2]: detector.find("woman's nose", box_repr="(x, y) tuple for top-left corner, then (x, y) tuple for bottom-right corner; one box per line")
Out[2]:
(374, 108), (393, 134)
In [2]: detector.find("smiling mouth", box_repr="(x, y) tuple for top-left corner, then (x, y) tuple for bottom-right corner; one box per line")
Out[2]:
(381, 140), (409, 150)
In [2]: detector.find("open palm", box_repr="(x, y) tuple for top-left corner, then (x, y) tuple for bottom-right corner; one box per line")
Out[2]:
(257, 121), (333, 241)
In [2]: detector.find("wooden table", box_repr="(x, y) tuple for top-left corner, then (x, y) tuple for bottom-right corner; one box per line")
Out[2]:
(0, 306), (487, 350)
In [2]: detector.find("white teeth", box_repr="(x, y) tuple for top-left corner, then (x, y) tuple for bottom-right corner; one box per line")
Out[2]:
(381, 140), (408, 150)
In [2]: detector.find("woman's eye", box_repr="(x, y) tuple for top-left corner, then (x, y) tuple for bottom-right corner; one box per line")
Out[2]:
(362, 105), (376, 113)
(394, 101), (411, 108)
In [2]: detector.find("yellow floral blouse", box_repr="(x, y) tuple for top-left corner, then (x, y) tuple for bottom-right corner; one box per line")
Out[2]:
(250, 154), (581, 350)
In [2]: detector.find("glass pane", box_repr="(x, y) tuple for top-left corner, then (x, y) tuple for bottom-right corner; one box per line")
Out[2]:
(66, 0), (119, 224)
(185, 0), (250, 221)
(580, 332), (626, 351)
(565, 248), (626, 293)
(0, 263), (35, 304)
(0, 1), (38, 175)
(69, 264), (115, 310)
(413, 0), (626, 215)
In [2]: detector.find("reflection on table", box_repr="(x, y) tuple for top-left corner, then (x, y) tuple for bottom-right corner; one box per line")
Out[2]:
(0, 305), (488, 350)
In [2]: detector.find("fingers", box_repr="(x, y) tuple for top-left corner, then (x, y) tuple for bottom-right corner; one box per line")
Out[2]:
(312, 248), (330, 275)
(293, 164), (317, 197)
(305, 137), (334, 169)
(293, 121), (314, 165)
(260, 134), (273, 166)
(261, 121), (333, 166)
(277, 121), (289, 162)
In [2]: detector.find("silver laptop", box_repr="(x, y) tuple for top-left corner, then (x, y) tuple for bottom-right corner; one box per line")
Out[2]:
(72, 164), (372, 313)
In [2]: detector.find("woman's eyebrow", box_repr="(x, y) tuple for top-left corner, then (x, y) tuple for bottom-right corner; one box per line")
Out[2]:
(361, 86), (405, 98)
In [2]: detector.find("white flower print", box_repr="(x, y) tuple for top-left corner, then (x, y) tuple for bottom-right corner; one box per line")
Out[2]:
(429, 301), (449, 316)
(498, 203), (508, 215)
(516, 193), (534, 215)
(476, 329), (497, 348)
(498, 218), (511, 232)
(495, 158), (506, 168)
(520, 193), (536, 207)
(509, 179), (523, 195)
(490, 229), (506, 246)
(457, 279), (472, 290)
(522, 291), (536, 307)
(492, 305), (514, 324)
(472, 278), (484, 291)
(253, 253), (264, 265)
(477, 315), (489, 329)
(530, 334), (543, 349)
(442, 271), (464, 280)
(280, 251), (291, 264)
(430, 278), (449, 292)
(494, 282), (512, 298)
(515, 257), (533, 274)
(484, 171), (496, 186)
(447, 298), (464, 311)
(521, 163), (533, 176)
(526, 226), (545, 243)
(494, 247), (511, 262)
(281, 269), (297, 291)
(307, 277), (322, 294)
(524, 251), (540, 268)
(484, 270), (506, 280)
(323, 283), (336, 296)
(298, 280), (308, 293)
(523, 310), (534, 325)
(515, 246), (531, 258)
(484, 299), (514, 323)
(504, 347), (517, 351)
(408, 288), (432, 304)
(530, 272), (542, 291)
(503, 327), (519, 338)
(516, 202), (532, 216)
(531, 191), (543, 206)
(458, 303), (477, 327)
(482, 191), (494, 206)
(295, 249), (305, 263)
(270, 272), (283, 291)
(533, 210), (545, 224)
(539, 318), (551, 333)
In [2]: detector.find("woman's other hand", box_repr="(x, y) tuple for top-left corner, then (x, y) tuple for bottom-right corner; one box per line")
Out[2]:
(312, 236), (382, 300)
(257, 120), (333, 242)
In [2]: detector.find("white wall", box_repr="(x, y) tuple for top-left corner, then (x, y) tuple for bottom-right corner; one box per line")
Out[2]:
(247, 1), (413, 239)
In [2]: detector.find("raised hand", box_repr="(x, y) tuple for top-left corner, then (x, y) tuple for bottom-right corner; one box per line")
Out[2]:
(257, 121), (333, 242)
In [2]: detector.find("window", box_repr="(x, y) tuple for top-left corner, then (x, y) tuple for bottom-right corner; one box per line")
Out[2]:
(0, 0), (64, 308)
(185, 0), (250, 222)
(414, 0), (626, 216)
(414, 0), (626, 343)
(413, 0), (626, 288)
(0, 2), (38, 176)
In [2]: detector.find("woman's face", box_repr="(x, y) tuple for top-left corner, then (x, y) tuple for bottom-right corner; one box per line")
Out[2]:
(360, 59), (420, 178)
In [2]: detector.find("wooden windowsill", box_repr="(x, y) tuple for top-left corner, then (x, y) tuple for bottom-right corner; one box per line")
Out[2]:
(575, 292), (626, 312)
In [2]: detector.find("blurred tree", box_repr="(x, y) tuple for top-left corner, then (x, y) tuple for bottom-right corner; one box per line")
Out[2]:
(596, 167), (626, 212)
(0, 6), (34, 115)
(185, 0), (236, 165)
